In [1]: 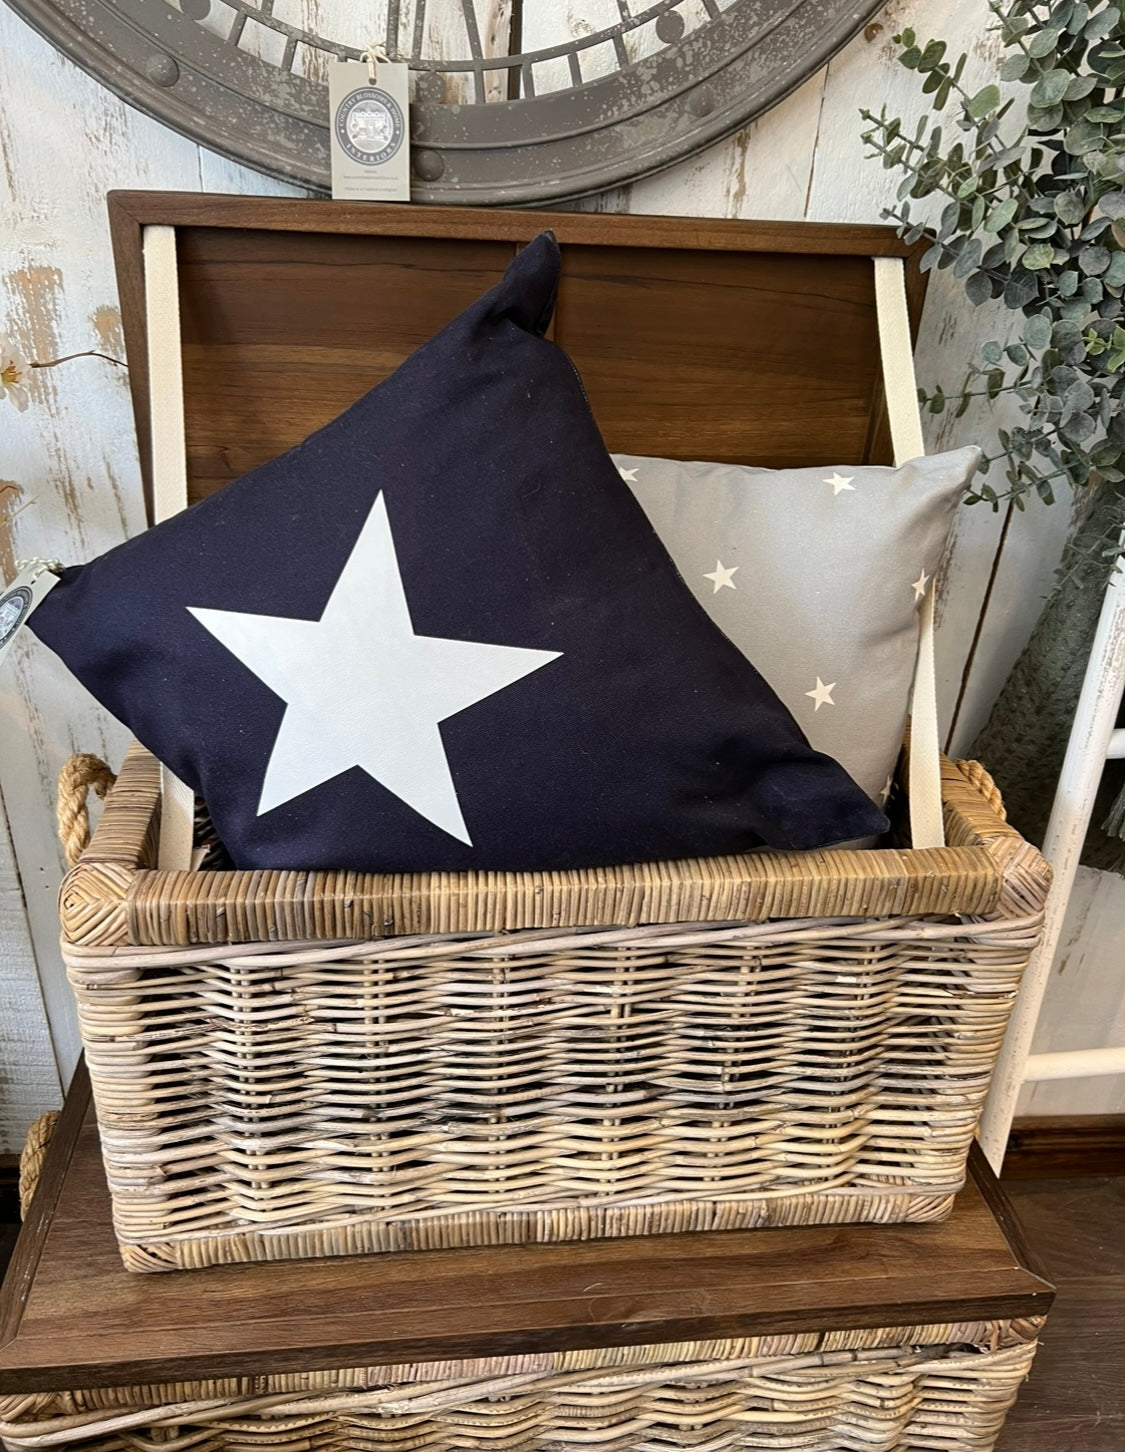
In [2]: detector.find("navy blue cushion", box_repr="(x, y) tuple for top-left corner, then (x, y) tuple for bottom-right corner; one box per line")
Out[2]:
(29, 234), (887, 872)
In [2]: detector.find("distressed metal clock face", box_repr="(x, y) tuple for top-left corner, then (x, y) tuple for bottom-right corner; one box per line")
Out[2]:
(5, 0), (885, 203)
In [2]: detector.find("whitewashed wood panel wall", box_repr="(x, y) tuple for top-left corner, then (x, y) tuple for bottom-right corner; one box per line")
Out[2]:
(0, 0), (1117, 1150)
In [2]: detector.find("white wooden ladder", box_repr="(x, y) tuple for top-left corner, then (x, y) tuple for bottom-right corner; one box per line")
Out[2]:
(979, 546), (1125, 1168)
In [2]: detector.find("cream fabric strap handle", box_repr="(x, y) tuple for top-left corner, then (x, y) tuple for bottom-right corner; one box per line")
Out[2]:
(874, 256), (944, 850)
(143, 225), (196, 872)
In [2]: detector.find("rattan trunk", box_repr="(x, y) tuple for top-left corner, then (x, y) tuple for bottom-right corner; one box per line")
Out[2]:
(0, 1322), (1044, 1452)
(59, 739), (1049, 1272)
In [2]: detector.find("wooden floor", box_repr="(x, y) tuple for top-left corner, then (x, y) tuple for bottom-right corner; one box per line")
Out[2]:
(998, 1174), (1125, 1450)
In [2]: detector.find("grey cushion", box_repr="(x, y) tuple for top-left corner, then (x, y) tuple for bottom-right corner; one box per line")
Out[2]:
(616, 448), (981, 811)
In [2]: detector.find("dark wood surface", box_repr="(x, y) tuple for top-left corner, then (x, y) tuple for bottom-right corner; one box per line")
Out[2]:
(998, 1174), (1125, 1451)
(1003, 1115), (1125, 1179)
(0, 1068), (1052, 1395)
(106, 194), (926, 523)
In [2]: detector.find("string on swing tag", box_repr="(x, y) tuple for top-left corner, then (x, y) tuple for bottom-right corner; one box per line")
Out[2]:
(329, 42), (411, 202)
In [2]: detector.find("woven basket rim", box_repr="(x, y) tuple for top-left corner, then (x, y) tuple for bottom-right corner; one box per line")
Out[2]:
(58, 743), (1050, 951)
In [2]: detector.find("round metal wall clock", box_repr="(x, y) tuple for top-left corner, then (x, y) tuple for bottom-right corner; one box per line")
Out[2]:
(4, 0), (886, 204)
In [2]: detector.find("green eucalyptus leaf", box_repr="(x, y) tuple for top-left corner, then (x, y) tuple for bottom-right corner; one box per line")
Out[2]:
(981, 340), (1004, 364)
(986, 197), (1020, 231)
(1062, 295), (1097, 320)
(1062, 410), (1098, 441)
(1066, 117), (1108, 154)
(968, 83), (1002, 117)
(1006, 270), (1041, 308)
(1104, 251), (1125, 286)
(1067, 379), (1097, 412)
(1027, 25), (1063, 57)
(1086, 7), (1122, 40)
(1031, 69), (1070, 106)
(900, 45), (922, 69)
(1081, 243), (1113, 273)
(1025, 313), (1054, 349)
(1000, 53), (1031, 81)
(1101, 190), (1125, 218)
(1022, 241), (1058, 268)
(918, 38), (948, 71)
(972, 194), (988, 230)
(1067, 2), (1092, 32)
(1030, 103), (1066, 131)
(1065, 72), (1099, 98)
(1055, 190), (1088, 224)
(954, 237), (984, 276)
(965, 271), (994, 305)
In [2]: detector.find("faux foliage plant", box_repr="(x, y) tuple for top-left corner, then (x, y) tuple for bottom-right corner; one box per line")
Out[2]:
(861, 0), (1125, 570)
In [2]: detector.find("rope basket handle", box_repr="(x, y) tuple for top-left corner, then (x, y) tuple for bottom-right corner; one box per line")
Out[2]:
(19, 1110), (59, 1218)
(954, 759), (1007, 821)
(57, 753), (117, 868)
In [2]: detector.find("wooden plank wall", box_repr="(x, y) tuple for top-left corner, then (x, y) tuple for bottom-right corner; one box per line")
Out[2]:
(0, 0), (1116, 1146)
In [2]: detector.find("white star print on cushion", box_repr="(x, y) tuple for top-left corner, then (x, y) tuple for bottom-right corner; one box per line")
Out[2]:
(617, 465), (639, 483)
(825, 472), (856, 496)
(703, 561), (739, 593)
(806, 677), (836, 711)
(190, 492), (561, 843)
(912, 569), (930, 601)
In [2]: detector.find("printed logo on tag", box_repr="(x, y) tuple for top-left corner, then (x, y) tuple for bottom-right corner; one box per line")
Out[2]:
(335, 86), (405, 168)
(0, 560), (61, 668)
(0, 585), (33, 650)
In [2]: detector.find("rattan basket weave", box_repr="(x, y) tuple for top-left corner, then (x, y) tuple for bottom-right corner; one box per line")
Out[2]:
(0, 1320), (1044, 1452)
(57, 741), (1049, 1272)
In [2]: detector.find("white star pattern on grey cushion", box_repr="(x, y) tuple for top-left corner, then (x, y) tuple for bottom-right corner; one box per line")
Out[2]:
(617, 465), (639, 483)
(806, 677), (836, 711)
(912, 568), (930, 601)
(825, 472), (856, 496)
(703, 561), (739, 593)
(189, 492), (561, 843)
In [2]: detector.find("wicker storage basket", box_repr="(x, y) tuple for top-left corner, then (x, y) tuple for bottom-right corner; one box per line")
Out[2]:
(0, 1325), (1044, 1452)
(0, 1087), (1052, 1452)
(52, 196), (1051, 1273)
(59, 741), (1048, 1271)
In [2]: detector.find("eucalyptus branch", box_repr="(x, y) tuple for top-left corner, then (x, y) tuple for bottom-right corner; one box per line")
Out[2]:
(861, 0), (1125, 566)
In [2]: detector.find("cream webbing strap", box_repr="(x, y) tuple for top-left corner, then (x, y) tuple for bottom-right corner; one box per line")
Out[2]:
(874, 256), (944, 850)
(143, 225), (196, 872)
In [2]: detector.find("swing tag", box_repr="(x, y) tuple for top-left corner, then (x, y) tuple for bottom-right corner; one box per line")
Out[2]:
(0, 559), (61, 668)
(329, 57), (411, 202)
